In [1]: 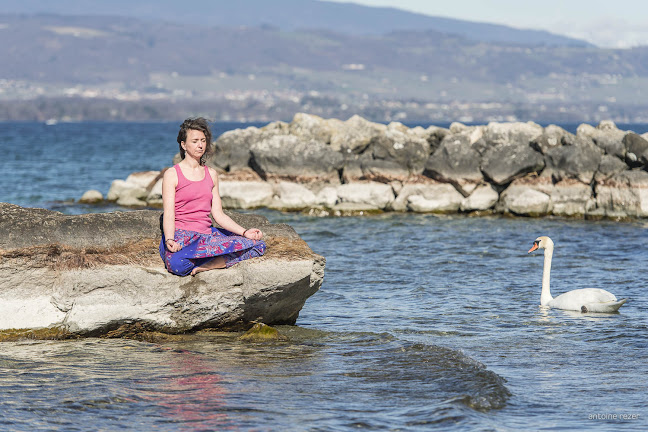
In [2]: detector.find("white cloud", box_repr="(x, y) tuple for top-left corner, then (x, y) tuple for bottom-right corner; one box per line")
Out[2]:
(549, 17), (648, 48)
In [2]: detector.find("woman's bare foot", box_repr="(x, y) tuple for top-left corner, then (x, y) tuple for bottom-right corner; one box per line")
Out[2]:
(190, 256), (227, 276)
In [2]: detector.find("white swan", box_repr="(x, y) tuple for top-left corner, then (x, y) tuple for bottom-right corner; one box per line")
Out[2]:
(528, 236), (627, 313)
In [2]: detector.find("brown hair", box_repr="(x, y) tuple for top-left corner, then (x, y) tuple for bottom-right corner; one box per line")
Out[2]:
(177, 117), (213, 165)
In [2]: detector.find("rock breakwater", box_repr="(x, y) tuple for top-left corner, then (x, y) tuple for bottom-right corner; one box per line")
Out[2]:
(101, 114), (648, 219)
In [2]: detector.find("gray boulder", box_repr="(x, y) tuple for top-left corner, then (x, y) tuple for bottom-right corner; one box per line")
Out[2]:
(577, 122), (626, 158)
(483, 122), (543, 148)
(209, 126), (263, 172)
(460, 184), (499, 212)
(289, 113), (343, 145)
(496, 182), (552, 216)
(424, 126), (451, 154)
(366, 126), (431, 178)
(531, 125), (593, 154)
(623, 133), (648, 168)
(423, 134), (483, 196)
(530, 124), (566, 154)
(250, 135), (344, 182)
(330, 115), (386, 153)
(595, 155), (629, 182)
(481, 142), (545, 185)
(550, 181), (595, 217)
(0, 204), (324, 335)
(593, 171), (648, 218)
(544, 141), (603, 184)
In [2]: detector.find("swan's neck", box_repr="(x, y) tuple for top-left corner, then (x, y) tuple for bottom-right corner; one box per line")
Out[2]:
(540, 246), (553, 306)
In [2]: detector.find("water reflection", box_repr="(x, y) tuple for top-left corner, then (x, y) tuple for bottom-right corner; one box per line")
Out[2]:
(156, 348), (232, 431)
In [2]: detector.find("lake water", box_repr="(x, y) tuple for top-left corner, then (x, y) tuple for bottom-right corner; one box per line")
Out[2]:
(1, 122), (647, 431)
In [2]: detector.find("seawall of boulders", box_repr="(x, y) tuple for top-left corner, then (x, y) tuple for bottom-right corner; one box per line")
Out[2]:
(93, 114), (648, 219)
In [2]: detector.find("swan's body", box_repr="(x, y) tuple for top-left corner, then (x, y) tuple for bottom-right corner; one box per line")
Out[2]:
(528, 236), (627, 313)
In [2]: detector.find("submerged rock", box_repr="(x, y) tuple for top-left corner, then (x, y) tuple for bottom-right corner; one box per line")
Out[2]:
(238, 322), (287, 342)
(0, 203), (324, 337)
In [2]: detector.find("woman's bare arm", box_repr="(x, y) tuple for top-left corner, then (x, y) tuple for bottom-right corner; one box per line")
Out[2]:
(209, 168), (263, 239)
(162, 168), (182, 252)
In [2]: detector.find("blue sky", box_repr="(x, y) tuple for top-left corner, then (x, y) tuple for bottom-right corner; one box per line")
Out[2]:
(326, 0), (648, 48)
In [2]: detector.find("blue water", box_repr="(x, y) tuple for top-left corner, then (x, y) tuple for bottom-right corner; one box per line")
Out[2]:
(1, 122), (647, 431)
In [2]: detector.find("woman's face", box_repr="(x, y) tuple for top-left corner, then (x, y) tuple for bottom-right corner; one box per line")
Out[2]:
(182, 129), (207, 160)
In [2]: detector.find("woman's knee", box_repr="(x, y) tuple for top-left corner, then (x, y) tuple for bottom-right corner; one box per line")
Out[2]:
(166, 255), (194, 276)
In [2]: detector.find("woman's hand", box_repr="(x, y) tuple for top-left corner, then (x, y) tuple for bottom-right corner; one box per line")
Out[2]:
(242, 228), (263, 240)
(165, 239), (182, 252)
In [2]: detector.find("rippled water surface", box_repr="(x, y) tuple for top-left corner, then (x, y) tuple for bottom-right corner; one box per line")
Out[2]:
(1, 122), (647, 431)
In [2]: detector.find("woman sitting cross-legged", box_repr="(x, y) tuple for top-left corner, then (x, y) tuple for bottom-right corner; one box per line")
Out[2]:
(159, 117), (266, 276)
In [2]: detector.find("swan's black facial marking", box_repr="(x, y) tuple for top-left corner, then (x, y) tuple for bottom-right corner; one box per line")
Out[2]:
(581, 305), (588, 313)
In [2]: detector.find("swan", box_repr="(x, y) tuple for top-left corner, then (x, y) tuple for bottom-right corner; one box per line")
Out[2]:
(527, 236), (627, 313)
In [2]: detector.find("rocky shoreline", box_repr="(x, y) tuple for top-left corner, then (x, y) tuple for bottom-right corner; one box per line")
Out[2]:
(90, 114), (648, 219)
(0, 203), (324, 338)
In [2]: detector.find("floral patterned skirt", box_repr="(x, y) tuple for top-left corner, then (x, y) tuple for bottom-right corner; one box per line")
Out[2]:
(159, 227), (266, 276)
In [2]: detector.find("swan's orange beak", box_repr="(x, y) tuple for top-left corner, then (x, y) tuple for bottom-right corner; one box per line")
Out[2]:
(528, 243), (539, 253)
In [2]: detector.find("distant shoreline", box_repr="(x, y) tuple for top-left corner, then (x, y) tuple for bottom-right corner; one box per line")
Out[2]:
(3, 97), (648, 126)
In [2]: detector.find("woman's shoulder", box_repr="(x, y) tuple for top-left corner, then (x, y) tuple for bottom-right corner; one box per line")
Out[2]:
(207, 166), (219, 182)
(163, 165), (179, 183)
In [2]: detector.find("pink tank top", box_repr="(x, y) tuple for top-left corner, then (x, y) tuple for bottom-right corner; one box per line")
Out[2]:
(174, 164), (214, 234)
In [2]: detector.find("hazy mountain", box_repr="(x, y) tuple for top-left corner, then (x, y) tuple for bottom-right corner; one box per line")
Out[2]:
(0, 14), (641, 85)
(0, 0), (591, 47)
(1, 11), (646, 122)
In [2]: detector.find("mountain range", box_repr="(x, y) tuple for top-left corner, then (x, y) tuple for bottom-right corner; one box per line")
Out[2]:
(1, 1), (646, 123)
(1, 0), (591, 46)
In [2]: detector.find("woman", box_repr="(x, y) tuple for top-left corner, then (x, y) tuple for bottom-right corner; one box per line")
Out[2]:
(160, 118), (266, 276)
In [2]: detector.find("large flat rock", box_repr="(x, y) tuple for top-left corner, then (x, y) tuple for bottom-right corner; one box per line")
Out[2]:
(0, 203), (324, 336)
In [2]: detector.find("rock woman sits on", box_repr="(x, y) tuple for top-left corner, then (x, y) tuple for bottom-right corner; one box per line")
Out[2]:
(160, 117), (266, 276)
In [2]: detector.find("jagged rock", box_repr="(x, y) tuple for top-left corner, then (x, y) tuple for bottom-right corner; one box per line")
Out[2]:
(360, 157), (410, 182)
(107, 171), (160, 207)
(497, 183), (552, 216)
(483, 122), (543, 148)
(219, 181), (274, 209)
(392, 183), (463, 213)
(315, 186), (338, 207)
(365, 126), (430, 178)
(481, 142), (545, 185)
(623, 133), (648, 168)
(336, 182), (395, 210)
(250, 135), (344, 182)
(593, 171), (648, 218)
(79, 190), (103, 204)
(330, 115), (386, 153)
(289, 113), (343, 145)
(544, 141), (603, 184)
(146, 178), (163, 206)
(0, 203), (324, 335)
(531, 124), (588, 154)
(577, 122), (626, 158)
(460, 184), (499, 211)
(549, 180), (594, 216)
(424, 126), (451, 154)
(209, 126), (263, 171)
(269, 182), (318, 210)
(595, 155), (629, 182)
(107, 179), (147, 207)
(424, 134), (483, 196)
(125, 171), (160, 189)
